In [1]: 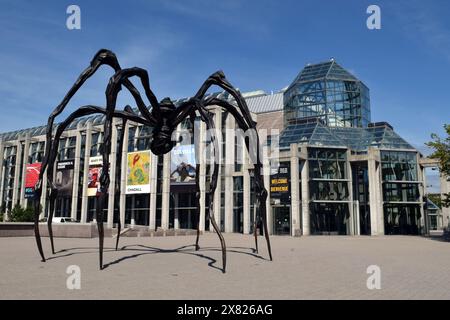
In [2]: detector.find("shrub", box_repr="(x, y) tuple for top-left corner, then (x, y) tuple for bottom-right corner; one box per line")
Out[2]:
(10, 204), (35, 222)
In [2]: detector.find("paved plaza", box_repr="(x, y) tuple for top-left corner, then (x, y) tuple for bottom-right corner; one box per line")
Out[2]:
(0, 233), (449, 299)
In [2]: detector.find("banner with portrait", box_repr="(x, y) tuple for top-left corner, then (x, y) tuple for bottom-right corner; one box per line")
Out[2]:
(88, 156), (102, 197)
(25, 163), (42, 198)
(126, 151), (151, 194)
(55, 160), (74, 197)
(170, 144), (196, 185)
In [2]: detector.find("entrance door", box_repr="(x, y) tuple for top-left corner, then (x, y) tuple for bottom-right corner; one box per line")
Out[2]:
(273, 206), (291, 235)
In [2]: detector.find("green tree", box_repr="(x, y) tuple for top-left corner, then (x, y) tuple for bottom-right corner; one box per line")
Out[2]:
(426, 124), (450, 207)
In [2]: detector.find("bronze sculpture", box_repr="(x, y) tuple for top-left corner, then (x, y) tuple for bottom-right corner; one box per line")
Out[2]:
(33, 49), (272, 272)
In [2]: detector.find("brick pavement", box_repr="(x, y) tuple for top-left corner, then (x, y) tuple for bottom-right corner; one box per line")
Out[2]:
(0, 233), (449, 299)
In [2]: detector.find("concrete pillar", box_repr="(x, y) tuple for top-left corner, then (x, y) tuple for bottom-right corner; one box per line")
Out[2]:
(224, 115), (234, 233)
(161, 152), (171, 229)
(300, 146), (310, 235)
(130, 195), (136, 226)
(198, 120), (206, 232)
(149, 151), (157, 230)
(368, 147), (384, 235)
(212, 109), (222, 231)
(346, 149), (355, 235)
(119, 123), (129, 229)
(12, 139), (22, 207)
(440, 173), (450, 229)
(107, 121), (118, 228)
(243, 149), (251, 234)
(19, 134), (31, 206)
(263, 148), (272, 235)
(290, 144), (301, 236)
(174, 193), (179, 229)
(80, 122), (92, 223)
(40, 144), (47, 221)
(71, 125), (82, 220)
(0, 139), (5, 221)
(417, 154), (427, 234)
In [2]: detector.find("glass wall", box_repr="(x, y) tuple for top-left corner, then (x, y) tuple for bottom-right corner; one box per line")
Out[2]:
(381, 151), (421, 235)
(1, 146), (16, 213)
(308, 148), (350, 234)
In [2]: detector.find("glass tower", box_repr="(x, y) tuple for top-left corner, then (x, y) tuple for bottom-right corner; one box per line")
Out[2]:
(284, 60), (371, 128)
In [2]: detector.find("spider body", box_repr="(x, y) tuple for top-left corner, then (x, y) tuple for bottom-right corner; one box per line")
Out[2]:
(33, 49), (272, 272)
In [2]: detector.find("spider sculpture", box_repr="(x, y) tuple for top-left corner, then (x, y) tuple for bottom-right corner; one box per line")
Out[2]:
(33, 49), (272, 272)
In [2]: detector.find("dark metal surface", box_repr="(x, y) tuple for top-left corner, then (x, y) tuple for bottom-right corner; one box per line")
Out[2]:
(33, 49), (272, 272)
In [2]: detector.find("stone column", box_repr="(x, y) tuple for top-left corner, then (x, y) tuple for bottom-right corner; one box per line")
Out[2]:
(80, 122), (92, 223)
(71, 125), (83, 220)
(224, 115), (234, 233)
(40, 144), (47, 221)
(161, 152), (171, 230)
(346, 149), (355, 235)
(290, 144), (301, 236)
(0, 139), (5, 221)
(119, 123), (129, 229)
(440, 173), (450, 229)
(300, 146), (310, 235)
(243, 149), (251, 234)
(149, 151), (157, 230)
(198, 120), (206, 232)
(174, 193), (179, 229)
(107, 121), (118, 228)
(212, 109), (222, 231)
(12, 139), (22, 207)
(263, 148), (272, 235)
(19, 134), (31, 206)
(417, 154), (427, 235)
(368, 147), (384, 235)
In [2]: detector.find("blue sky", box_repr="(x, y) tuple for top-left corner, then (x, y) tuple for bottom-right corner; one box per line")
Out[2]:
(0, 0), (449, 190)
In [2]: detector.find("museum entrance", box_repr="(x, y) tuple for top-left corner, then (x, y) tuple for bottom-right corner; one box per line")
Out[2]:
(169, 185), (197, 230)
(310, 202), (349, 235)
(272, 206), (291, 235)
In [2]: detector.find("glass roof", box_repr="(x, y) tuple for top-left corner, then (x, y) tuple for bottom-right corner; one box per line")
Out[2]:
(291, 60), (358, 85)
(279, 121), (415, 151)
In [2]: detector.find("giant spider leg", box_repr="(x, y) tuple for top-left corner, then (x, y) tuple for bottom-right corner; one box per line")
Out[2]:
(186, 110), (202, 251)
(178, 100), (227, 273)
(191, 71), (272, 260)
(114, 105), (136, 251)
(34, 49), (156, 261)
(33, 105), (147, 262)
(202, 97), (272, 260)
(96, 67), (160, 270)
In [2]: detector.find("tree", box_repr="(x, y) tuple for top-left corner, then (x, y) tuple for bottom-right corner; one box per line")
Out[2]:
(426, 124), (450, 207)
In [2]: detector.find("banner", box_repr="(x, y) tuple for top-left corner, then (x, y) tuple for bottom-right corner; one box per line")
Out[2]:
(25, 163), (41, 198)
(170, 144), (196, 185)
(270, 162), (291, 203)
(55, 160), (74, 197)
(126, 151), (151, 194)
(88, 156), (102, 197)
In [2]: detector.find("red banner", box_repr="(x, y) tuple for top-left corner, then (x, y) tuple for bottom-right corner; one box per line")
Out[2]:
(25, 163), (41, 198)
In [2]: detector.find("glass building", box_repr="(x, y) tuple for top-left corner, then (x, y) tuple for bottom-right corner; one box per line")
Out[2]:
(284, 60), (371, 128)
(0, 60), (448, 237)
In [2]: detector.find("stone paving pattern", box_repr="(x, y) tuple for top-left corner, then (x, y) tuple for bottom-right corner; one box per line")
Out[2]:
(0, 233), (449, 299)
